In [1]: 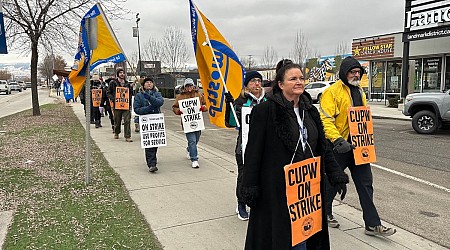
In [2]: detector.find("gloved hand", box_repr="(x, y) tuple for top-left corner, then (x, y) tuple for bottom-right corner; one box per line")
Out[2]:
(225, 91), (234, 104)
(333, 137), (355, 154)
(176, 110), (182, 115)
(241, 186), (259, 208)
(200, 105), (207, 112)
(335, 183), (347, 200)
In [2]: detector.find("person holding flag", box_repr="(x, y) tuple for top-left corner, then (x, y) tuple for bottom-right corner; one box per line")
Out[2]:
(225, 71), (267, 221)
(241, 60), (349, 249)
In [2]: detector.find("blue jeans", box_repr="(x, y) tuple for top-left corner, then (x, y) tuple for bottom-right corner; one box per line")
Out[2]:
(186, 131), (201, 161)
(291, 241), (306, 250)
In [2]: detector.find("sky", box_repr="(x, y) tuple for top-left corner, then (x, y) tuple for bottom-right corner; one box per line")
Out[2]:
(0, 0), (407, 67)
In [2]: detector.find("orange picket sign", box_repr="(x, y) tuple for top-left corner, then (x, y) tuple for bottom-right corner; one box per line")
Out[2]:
(91, 89), (102, 107)
(115, 86), (129, 110)
(347, 106), (377, 165)
(284, 156), (322, 246)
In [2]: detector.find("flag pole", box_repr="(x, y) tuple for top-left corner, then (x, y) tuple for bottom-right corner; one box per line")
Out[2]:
(192, 1), (241, 127)
(84, 20), (92, 185)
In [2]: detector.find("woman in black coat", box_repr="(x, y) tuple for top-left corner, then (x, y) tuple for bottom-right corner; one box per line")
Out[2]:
(241, 61), (349, 250)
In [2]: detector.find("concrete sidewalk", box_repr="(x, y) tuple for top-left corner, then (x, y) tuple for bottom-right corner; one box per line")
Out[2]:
(68, 100), (443, 250)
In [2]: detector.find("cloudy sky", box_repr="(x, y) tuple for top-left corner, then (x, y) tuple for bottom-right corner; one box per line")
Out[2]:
(0, 0), (406, 66)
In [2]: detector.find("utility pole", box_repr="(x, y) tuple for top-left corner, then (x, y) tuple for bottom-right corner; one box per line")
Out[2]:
(135, 13), (142, 73)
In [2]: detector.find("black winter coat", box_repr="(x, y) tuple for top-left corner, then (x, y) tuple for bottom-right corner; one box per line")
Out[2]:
(241, 90), (348, 250)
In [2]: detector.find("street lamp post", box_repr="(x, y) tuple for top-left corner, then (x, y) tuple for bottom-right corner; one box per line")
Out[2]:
(135, 13), (141, 73)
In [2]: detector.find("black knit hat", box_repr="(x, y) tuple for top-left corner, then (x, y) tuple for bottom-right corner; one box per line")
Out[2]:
(116, 68), (125, 77)
(244, 71), (263, 86)
(143, 77), (154, 83)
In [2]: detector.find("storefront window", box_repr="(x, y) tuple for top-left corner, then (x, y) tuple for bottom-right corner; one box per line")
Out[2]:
(445, 56), (450, 91)
(386, 61), (402, 93)
(370, 61), (385, 99)
(413, 59), (422, 93)
(422, 57), (442, 92)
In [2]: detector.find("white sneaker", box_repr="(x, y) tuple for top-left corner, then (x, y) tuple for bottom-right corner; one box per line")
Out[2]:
(191, 161), (199, 168)
(186, 150), (191, 160)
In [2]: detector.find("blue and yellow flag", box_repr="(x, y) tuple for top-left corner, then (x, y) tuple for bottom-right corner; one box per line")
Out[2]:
(68, 4), (125, 97)
(0, 1), (8, 54)
(189, 0), (245, 128)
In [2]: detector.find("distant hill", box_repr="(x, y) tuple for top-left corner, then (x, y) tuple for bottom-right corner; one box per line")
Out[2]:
(0, 63), (31, 70)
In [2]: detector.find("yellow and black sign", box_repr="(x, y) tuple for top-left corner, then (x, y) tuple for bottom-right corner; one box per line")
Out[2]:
(347, 106), (377, 165)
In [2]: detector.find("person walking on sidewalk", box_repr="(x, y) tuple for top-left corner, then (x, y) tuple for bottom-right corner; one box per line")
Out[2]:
(90, 74), (107, 128)
(225, 71), (267, 221)
(241, 60), (349, 249)
(133, 71), (148, 133)
(107, 68), (134, 142)
(172, 78), (208, 168)
(103, 78), (115, 132)
(134, 77), (164, 173)
(319, 56), (396, 236)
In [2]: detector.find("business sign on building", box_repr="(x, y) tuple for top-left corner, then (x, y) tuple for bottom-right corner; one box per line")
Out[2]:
(403, 0), (450, 42)
(352, 37), (395, 60)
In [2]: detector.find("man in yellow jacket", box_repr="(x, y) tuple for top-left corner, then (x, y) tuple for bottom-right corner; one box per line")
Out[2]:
(320, 56), (396, 237)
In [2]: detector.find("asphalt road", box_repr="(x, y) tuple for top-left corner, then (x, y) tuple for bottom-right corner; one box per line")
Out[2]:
(161, 98), (450, 248)
(0, 87), (57, 119)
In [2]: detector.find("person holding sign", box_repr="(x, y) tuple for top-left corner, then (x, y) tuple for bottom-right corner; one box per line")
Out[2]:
(107, 68), (134, 142)
(241, 60), (349, 249)
(172, 78), (207, 169)
(91, 74), (106, 128)
(134, 77), (164, 173)
(225, 71), (267, 221)
(319, 56), (396, 236)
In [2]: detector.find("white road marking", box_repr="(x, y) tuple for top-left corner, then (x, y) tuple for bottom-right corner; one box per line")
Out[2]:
(372, 163), (450, 193)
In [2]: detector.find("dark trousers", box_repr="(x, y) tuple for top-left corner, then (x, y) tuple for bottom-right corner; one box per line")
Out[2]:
(104, 105), (114, 126)
(145, 147), (158, 167)
(235, 152), (244, 203)
(325, 150), (381, 227)
(92, 106), (101, 124)
(113, 109), (131, 138)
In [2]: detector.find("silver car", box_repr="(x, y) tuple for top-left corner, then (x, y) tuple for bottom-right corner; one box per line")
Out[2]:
(9, 82), (22, 92)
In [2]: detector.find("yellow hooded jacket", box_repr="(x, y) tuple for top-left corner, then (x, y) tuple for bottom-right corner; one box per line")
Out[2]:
(319, 79), (367, 143)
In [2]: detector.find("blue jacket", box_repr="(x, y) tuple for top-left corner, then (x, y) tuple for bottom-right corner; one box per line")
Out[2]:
(133, 89), (164, 115)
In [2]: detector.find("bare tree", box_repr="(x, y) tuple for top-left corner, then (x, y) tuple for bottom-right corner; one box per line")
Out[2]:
(335, 41), (350, 56)
(0, 70), (12, 80)
(143, 36), (164, 62)
(240, 55), (256, 70)
(2, 0), (127, 116)
(291, 30), (310, 68)
(261, 46), (278, 69)
(161, 26), (189, 73)
(38, 54), (67, 86)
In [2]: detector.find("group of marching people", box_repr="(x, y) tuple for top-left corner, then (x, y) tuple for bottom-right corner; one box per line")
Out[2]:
(83, 57), (396, 249)
(224, 57), (396, 249)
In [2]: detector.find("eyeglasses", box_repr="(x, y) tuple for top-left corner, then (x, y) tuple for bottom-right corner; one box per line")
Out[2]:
(249, 78), (262, 83)
(349, 69), (362, 75)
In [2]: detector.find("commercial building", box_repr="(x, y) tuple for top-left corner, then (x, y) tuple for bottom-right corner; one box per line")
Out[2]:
(352, 0), (450, 101)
